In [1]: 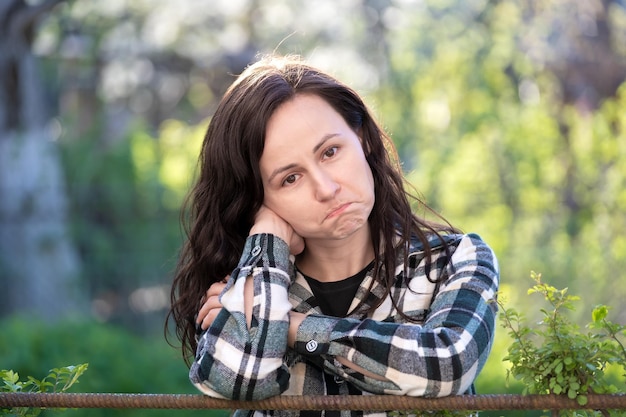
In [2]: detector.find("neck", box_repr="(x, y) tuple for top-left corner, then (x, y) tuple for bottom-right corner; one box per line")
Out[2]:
(296, 225), (375, 282)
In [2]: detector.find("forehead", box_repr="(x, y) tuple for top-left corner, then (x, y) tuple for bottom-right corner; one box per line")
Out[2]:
(258, 94), (357, 176)
(264, 94), (350, 148)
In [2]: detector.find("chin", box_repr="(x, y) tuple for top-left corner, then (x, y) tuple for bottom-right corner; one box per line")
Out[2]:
(333, 217), (367, 238)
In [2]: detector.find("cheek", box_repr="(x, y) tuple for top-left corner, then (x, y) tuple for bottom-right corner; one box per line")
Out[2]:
(264, 193), (299, 220)
(265, 195), (315, 233)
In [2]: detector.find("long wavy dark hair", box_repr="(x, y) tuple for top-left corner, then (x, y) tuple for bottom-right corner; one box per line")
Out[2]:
(166, 54), (460, 366)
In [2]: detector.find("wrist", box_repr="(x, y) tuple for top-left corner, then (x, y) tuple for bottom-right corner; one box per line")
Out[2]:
(249, 223), (290, 243)
(288, 311), (306, 348)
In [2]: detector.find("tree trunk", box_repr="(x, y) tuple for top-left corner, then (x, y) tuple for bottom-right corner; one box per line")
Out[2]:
(0, 0), (85, 320)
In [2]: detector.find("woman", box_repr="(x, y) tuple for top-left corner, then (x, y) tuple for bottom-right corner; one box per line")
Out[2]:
(167, 54), (499, 416)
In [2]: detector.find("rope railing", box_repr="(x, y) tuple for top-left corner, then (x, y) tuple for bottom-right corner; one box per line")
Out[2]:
(1, 393), (626, 412)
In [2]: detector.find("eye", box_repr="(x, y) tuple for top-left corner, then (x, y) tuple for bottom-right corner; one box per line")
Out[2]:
(322, 146), (338, 160)
(282, 173), (299, 186)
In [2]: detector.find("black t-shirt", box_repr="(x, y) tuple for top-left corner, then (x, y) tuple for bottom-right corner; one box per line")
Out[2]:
(300, 260), (375, 317)
(298, 261), (375, 414)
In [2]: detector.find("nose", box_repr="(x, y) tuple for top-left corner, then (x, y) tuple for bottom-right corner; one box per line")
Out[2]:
(312, 168), (340, 201)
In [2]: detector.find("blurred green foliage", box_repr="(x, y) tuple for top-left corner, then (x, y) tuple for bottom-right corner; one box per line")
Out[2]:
(59, 119), (204, 330)
(373, 0), (626, 323)
(0, 317), (228, 417)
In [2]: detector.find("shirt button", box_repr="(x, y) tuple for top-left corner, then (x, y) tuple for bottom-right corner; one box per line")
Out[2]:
(305, 340), (318, 353)
(251, 245), (261, 256)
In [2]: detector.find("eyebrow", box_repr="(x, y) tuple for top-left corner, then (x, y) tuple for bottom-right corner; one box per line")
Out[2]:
(267, 133), (340, 183)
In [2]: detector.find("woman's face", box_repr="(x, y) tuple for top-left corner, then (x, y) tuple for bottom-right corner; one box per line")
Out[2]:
(259, 94), (375, 244)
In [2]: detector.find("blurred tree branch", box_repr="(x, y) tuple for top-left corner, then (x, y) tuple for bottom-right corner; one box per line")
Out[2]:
(0, 0), (64, 131)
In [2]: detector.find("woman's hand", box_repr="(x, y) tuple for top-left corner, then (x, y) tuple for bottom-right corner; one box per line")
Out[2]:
(250, 205), (304, 255)
(287, 311), (306, 348)
(196, 278), (228, 331)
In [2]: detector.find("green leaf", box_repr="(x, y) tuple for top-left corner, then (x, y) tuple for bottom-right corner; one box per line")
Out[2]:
(592, 305), (608, 323)
(567, 388), (578, 399)
(1, 370), (19, 385)
(554, 361), (563, 373)
(1, 370), (23, 392)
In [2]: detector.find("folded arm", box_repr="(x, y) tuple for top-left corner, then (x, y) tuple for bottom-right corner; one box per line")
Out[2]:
(189, 234), (293, 400)
(290, 233), (499, 396)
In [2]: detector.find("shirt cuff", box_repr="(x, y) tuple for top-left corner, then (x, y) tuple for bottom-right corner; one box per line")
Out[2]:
(237, 233), (291, 274)
(293, 314), (339, 356)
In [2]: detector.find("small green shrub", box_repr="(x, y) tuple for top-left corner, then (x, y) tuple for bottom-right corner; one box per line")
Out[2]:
(1, 364), (88, 417)
(500, 272), (626, 417)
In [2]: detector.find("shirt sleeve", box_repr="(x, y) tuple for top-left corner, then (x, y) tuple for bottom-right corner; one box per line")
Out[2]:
(291, 233), (499, 397)
(189, 233), (294, 400)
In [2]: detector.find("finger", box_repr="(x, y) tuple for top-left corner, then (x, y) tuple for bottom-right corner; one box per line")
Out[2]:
(206, 281), (227, 297)
(196, 277), (230, 328)
(197, 295), (223, 323)
(201, 308), (223, 329)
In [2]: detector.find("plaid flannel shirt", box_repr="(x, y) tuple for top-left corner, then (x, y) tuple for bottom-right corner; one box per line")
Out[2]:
(190, 232), (499, 417)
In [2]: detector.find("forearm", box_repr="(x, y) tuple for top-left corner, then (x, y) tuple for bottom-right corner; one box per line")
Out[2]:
(290, 305), (494, 396)
(190, 234), (294, 400)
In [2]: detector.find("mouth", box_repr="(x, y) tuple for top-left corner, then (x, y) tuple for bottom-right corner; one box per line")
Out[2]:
(326, 203), (351, 219)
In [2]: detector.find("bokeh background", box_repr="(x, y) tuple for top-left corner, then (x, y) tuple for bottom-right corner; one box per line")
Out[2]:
(1, 0), (626, 416)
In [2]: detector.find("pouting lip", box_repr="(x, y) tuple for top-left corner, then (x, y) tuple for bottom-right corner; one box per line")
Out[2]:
(325, 202), (351, 219)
